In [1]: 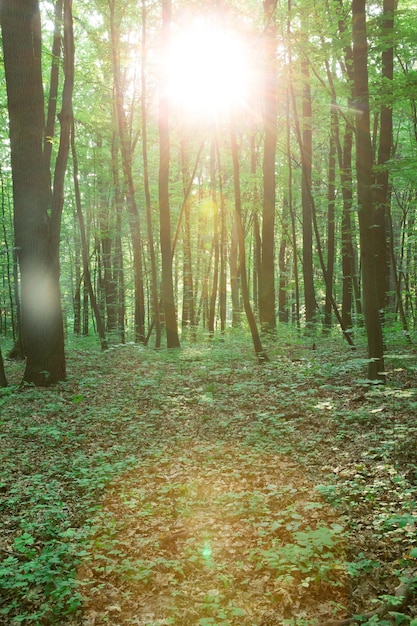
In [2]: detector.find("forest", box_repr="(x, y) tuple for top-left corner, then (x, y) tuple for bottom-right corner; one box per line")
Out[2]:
(0, 0), (417, 624)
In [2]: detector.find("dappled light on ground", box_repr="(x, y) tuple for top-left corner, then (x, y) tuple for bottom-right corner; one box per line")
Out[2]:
(2, 339), (417, 624)
(79, 440), (347, 625)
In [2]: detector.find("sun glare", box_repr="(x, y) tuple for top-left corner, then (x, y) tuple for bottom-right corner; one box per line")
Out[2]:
(165, 20), (253, 121)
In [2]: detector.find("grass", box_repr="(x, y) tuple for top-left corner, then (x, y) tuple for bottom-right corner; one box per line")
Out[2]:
(0, 330), (417, 625)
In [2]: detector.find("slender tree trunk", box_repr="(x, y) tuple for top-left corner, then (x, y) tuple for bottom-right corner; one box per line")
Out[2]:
(50, 0), (74, 257)
(82, 282), (89, 336)
(374, 0), (396, 314)
(230, 217), (241, 327)
(253, 213), (261, 314)
(0, 168), (16, 340)
(352, 0), (385, 381)
(340, 120), (355, 330)
(216, 139), (227, 334)
(159, 0), (180, 348)
(208, 141), (219, 336)
(73, 221), (81, 335)
(109, 0), (145, 343)
(323, 109), (337, 332)
(111, 132), (126, 343)
(71, 123), (108, 351)
(230, 128), (268, 362)
(141, 0), (161, 347)
(278, 197), (289, 323)
(300, 57), (316, 327)
(387, 206), (411, 341)
(259, 0), (277, 331)
(0, 345), (7, 387)
(44, 0), (63, 177)
(336, 0), (362, 328)
(180, 139), (195, 331)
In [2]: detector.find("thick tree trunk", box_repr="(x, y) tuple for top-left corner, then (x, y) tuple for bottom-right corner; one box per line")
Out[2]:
(0, 0), (66, 385)
(352, 0), (385, 381)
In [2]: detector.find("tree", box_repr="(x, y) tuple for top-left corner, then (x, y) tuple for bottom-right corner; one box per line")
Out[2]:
(259, 0), (277, 332)
(109, 0), (146, 344)
(230, 127), (268, 362)
(0, 0), (66, 385)
(352, 0), (385, 381)
(300, 57), (317, 328)
(159, 0), (180, 348)
(0, 345), (7, 387)
(374, 0), (396, 314)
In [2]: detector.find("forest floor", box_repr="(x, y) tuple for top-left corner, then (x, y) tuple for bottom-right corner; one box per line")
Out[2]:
(1, 330), (417, 626)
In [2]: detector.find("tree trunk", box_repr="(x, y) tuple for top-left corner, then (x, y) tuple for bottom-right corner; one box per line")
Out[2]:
(159, 0), (180, 348)
(374, 0), (396, 314)
(208, 141), (219, 336)
(323, 110), (337, 332)
(300, 57), (317, 328)
(278, 197), (289, 323)
(180, 140), (195, 331)
(141, 0), (161, 348)
(230, 128), (268, 362)
(109, 0), (145, 343)
(0, 345), (7, 387)
(216, 139), (227, 334)
(0, 0), (66, 385)
(259, 0), (277, 332)
(71, 122), (108, 351)
(253, 213), (261, 314)
(230, 217), (241, 327)
(352, 0), (385, 381)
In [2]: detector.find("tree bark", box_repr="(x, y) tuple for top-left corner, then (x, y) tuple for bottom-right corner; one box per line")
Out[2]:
(300, 57), (317, 328)
(159, 0), (180, 348)
(230, 128), (268, 362)
(71, 123), (108, 351)
(374, 0), (396, 314)
(0, 345), (7, 387)
(259, 0), (277, 332)
(352, 0), (385, 381)
(141, 0), (161, 347)
(0, 0), (66, 385)
(323, 110), (337, 332)
(109, 0), (145, 343)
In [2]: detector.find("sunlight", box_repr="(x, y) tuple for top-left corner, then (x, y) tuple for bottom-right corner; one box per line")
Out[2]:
(165, 19), (253, 121)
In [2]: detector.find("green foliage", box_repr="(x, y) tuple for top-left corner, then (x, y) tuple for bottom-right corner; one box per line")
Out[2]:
(1, 336), (417, 623)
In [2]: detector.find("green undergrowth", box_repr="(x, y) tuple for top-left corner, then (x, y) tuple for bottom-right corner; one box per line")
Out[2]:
(1, 331), (417, 624)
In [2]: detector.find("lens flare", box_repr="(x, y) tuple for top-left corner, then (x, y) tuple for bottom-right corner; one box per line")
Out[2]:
(166, 19), (253, 120)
